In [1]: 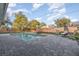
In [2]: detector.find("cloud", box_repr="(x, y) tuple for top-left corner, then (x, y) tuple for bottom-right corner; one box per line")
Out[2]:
(71, 19), (78, 22)
(34, 17), (42, 22)
(64, 15), (70, 18)
(47, 3), (79, 24)
(7, 8), (30, 22)
(47, 13), (61, 21)
(48, 3), (64, 11)
(13, 9), (29, 14)
(8, 3), (16, 8)
(7, 8), (13, 16)
(7, 8), (29, 17)
(7, 3), (17, 16)
(46, 3), (66, 23)
(47, 3), (66, 19)
(58, 8), (66, 14)
(32, 3), (44, 11)
(62, 15), (79, 22)
(46, 8), (66, 21)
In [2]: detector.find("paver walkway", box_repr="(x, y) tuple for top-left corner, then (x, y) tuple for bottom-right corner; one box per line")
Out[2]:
(0, 34), (79, 56)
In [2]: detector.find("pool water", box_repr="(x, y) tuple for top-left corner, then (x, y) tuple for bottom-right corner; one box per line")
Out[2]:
(15, 32), (46, 41)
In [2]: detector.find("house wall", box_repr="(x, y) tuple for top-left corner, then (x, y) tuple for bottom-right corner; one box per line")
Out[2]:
(40, 28), (56, 33)
(55, 27), (64, 32)
(68, 27), (77, 33)
(40, 26), (78, 33)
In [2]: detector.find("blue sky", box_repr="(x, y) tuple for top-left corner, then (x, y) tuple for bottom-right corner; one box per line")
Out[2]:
(7, 3), (79, 25)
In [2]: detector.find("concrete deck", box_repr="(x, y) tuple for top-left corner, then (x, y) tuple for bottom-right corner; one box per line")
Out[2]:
(0, 34), (79, 56)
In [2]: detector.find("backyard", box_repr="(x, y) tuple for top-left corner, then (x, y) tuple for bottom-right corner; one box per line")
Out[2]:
(0, 3), (79, 56)
(0, 33), (79, 56)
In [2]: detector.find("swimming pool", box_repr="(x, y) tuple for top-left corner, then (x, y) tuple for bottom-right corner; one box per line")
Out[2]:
(14, 32), (46, 41)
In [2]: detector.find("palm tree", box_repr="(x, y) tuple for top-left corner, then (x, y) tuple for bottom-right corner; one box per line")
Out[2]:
(55, 17), (71, 33)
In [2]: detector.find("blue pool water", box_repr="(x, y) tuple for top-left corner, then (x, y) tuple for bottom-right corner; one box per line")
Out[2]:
(15, 32), (46, 41)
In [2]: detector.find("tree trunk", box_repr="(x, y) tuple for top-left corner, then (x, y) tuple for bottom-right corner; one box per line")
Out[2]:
(64, 25), (69, 33)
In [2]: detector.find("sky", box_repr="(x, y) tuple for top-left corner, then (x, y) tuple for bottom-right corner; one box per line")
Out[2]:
(7, 3), (79, 25)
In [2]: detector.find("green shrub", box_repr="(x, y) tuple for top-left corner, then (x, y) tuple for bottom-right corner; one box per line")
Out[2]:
(69, 33), (79, 40)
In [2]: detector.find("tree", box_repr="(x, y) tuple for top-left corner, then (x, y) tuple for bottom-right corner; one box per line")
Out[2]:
(55, 17), (71, 32)
(40, 22), (46, 26)
(29, 20), (40, 30)
(12, 11), (28, 31)
(55, 17), (71, 27)
(40, 22), (46, 28)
